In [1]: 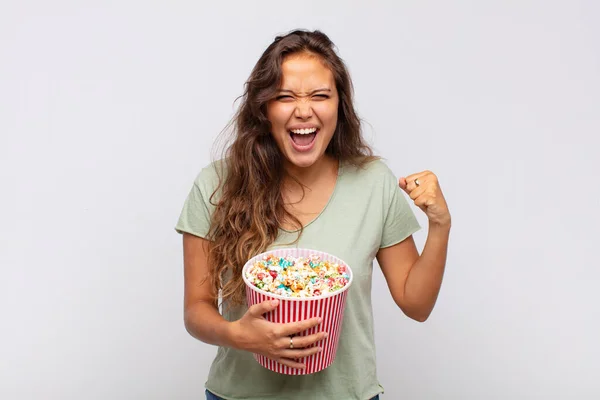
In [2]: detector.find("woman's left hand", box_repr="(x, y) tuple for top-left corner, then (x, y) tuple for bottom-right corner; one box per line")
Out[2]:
(399, 171), (451, 227)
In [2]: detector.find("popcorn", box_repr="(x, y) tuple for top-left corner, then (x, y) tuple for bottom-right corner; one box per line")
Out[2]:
(245, 253), (350, 298)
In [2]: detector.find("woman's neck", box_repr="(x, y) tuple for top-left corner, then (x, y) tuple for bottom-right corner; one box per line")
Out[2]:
(283, 155), (338, 188)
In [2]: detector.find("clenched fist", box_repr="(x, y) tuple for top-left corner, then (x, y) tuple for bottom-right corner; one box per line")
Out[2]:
(399, 171), (451, 227)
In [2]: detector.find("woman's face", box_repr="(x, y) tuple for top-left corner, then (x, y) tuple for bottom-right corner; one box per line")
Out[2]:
(267, 53), (339, 170)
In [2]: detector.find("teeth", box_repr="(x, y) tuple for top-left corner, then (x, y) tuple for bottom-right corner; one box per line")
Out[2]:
(290, 128), (317, 135)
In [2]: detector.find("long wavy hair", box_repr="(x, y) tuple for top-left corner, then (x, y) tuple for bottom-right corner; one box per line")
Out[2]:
(206, 29), (377, 307)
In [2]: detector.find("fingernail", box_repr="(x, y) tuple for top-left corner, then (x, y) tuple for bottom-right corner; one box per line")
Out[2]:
(318, 347), (322, 352)
(271, 300), (278, 306)
(318, 318), (322, 323)
(324, 332), (328, 338)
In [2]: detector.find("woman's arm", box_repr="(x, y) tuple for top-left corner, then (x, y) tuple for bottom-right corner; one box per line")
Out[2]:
(182, 233), (238, 347)
(376, 170), (451, 322)
(376, 222), (450, 322)
(181, 232), (326, 368)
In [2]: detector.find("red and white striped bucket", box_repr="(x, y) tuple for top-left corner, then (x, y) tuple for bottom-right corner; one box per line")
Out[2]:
(242, 248), (353, 375)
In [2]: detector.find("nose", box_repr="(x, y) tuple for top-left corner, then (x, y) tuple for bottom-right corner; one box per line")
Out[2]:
(294, 98), (313, 119)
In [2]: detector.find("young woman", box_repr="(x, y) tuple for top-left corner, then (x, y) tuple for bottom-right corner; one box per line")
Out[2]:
(176, 29), (451, 400)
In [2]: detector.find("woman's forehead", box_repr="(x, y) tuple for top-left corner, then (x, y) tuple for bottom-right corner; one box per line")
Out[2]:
(279, 55), (335, 93)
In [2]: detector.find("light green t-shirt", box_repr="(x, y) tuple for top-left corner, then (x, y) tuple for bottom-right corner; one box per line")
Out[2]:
(175, 159), (421, 400)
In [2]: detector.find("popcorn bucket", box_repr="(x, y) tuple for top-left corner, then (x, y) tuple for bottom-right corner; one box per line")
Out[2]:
(242, 248), (353, 375)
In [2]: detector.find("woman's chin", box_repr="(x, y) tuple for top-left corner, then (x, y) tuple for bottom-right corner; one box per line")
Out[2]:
(283, 151), (322, 171)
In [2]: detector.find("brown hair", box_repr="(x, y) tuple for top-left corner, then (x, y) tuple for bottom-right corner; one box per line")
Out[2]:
(207, 29), (377, 306)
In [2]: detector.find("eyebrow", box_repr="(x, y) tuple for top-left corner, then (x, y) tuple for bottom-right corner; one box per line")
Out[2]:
(277, 88), (332, 95)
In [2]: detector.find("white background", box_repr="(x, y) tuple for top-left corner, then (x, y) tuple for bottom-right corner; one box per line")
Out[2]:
(1, 1), (599, 399)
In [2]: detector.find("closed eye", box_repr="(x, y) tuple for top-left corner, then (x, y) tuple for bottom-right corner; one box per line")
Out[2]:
(276, 95), (294, 101)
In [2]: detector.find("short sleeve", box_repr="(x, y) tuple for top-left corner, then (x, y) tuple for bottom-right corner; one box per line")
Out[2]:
(174, 164), (220, 239)
(380, 165), (421, 248)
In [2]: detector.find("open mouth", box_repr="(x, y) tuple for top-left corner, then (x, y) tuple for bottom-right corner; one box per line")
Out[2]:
(289, 127), (318, 149)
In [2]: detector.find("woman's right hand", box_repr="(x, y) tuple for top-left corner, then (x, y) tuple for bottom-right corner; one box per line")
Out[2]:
(228, 299), (328, 369)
